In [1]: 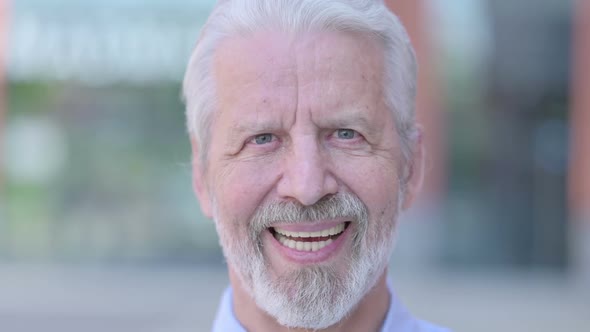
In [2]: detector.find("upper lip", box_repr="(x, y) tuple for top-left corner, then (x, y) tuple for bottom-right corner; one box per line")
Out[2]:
(269, 220), (350, 233)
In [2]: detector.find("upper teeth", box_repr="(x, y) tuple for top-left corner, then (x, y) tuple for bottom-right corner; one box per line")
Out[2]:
(274, 223), (345, 238)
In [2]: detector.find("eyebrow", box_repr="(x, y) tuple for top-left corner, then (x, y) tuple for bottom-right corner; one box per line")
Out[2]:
(322, 112), (373, 130)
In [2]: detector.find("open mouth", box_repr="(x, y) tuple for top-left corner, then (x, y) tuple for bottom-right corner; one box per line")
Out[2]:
(269, 222), (350, 252)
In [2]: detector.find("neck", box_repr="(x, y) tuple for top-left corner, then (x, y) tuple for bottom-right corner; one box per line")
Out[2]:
(230, 267), (390, 332)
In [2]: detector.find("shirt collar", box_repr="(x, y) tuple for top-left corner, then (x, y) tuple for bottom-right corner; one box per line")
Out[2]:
(211, 280), (448, 332)
(211, 286), (245, 332)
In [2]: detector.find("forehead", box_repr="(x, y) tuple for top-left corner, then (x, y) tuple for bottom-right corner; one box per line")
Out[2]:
(210, 31), (391, 151)
(213, 30), (385, 107)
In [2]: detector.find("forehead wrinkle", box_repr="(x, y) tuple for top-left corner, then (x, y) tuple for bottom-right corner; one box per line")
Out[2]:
(215, 31), (388, 146)
(290, 33), (384, 130)
(215, 35), (298, 104)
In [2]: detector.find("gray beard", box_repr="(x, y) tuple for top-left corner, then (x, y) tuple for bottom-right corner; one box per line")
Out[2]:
(214, 192), (399, 329)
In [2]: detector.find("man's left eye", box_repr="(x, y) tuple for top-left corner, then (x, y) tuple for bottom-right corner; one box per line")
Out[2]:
(336, 129), (357, 139)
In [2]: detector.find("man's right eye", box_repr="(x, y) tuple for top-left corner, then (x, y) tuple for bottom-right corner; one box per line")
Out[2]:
(252, 133), (275, 145)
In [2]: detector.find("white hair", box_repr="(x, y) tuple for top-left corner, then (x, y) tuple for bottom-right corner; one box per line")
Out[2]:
(183, 0), (418, 165)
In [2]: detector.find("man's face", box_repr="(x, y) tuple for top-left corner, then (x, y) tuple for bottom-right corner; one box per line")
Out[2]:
(193, 31), (413, 329)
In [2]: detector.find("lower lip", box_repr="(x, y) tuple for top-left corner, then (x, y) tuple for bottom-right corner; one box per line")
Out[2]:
(265, 224), (351, 264)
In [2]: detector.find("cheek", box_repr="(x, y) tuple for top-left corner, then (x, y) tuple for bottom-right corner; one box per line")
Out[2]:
(333, 156), (399, 198)
(211, 160), (281, 228)
(332, 157), (401, 224)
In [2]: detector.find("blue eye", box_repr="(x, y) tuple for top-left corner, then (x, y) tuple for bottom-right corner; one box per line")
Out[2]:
(253, 133), (274, 144)
(336, 129), (356, 139)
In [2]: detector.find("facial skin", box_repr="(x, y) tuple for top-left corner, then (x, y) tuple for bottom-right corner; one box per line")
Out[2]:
(192, 30), (423, 331)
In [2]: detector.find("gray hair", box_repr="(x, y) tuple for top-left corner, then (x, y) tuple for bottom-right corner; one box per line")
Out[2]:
(183, 0), (418, 166)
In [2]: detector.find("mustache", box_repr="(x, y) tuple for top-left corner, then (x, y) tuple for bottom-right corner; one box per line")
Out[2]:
(249, 192), (369, 234)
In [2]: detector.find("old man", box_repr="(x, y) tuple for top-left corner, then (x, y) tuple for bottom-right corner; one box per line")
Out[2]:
(183, 0), (450, 331)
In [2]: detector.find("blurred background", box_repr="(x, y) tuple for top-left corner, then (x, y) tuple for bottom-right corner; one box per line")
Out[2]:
(0, 0), (588, 331)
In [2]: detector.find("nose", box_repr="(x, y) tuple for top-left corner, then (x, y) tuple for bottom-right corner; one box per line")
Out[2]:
(277, 137), (338, 206)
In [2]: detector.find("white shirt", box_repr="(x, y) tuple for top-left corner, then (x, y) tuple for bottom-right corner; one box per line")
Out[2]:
(211, 282), (452, 332)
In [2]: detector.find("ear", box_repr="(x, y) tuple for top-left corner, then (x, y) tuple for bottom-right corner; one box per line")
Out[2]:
(401, 126), (425, 210)
(191, 137), (213, 218)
